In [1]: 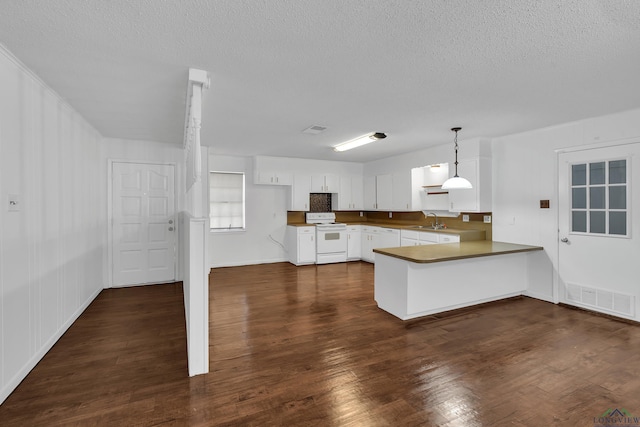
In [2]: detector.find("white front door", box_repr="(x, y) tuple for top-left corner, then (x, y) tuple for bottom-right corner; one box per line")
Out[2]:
(111, 162), (176, 287)
(558, 142), (640, 319)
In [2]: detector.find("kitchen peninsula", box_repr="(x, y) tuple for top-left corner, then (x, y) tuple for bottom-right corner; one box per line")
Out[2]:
(373, 241), (544, 320)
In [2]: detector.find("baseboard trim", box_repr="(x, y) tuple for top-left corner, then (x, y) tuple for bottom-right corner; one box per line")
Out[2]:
(210, 257), (288, 269)
(524, 290), (555, 303)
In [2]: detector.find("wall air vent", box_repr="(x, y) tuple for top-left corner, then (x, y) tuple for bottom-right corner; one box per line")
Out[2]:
(566, 283), (634, 317)
(302, 125), (327, 135)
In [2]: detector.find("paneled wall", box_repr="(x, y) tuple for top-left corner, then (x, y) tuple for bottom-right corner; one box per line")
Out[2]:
(0, 45), (103, 403)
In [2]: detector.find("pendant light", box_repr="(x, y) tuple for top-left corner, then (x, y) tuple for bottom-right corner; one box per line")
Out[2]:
(441, 127), (472, 189)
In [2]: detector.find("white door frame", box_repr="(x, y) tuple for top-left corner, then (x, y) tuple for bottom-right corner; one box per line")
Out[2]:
(107, 159), (179, 288)
(554, 137), (640, 306)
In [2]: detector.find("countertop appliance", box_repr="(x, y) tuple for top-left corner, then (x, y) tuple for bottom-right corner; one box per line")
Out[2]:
(305, 212), (347, 264)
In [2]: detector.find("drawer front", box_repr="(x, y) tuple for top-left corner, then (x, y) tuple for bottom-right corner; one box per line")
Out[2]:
(401, 229), (419, 240)
(438, 234), (461, 243)
(298, 227), (315, 235)
(418, 231), (439, 243)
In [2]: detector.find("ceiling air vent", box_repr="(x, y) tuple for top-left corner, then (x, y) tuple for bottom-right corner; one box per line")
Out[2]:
(302, 125), (327, 135)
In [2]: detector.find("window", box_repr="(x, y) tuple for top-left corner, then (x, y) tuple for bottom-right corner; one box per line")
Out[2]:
(570, 159), (628, 236)
(209, 171), (245, 231)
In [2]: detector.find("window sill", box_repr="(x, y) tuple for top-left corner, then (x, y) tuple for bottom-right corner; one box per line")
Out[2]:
(210, 228), (246, 234)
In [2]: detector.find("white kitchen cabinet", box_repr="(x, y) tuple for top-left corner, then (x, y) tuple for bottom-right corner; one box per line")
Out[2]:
(255, 171), (292, 186)
(364, 174), (392, 211)
(437, 234), (460, 243)
(347, 225), (361, 260)
(401, 237), (419, 246)
(364, 176), (377, 210)
(392, 169), (422, 211)
(418, 231), (440, 244)
(378, 227), (400, 249)
(289, 174), (311, 211)
(361, 226), (377, 262)
(336, 175), (364, 210)
(311, 173), (339, 193)
(448, 157), (492, 213)
(400, 229), (460, 246)
(286, 226), (316, 265)
(362, 226), (400, 263)
(401, 230), (422, 246)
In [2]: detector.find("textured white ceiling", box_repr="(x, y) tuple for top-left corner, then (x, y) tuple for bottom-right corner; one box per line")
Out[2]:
(1, 0), (639, 162)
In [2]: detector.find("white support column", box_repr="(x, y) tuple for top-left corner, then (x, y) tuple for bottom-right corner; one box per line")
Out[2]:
(184, 68), (210, 200)
(181, 69), (211, 377)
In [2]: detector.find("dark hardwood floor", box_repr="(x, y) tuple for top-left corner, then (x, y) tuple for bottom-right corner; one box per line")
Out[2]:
(1, 261), (640, 426)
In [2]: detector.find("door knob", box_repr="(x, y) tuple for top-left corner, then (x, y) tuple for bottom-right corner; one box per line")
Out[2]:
(168, 219), (173, 224)
(169, 227), (174, 231)
(561, 237), (569, 243)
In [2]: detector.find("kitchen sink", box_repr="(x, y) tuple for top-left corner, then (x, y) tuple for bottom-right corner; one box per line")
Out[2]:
(409, 225), (440, 230)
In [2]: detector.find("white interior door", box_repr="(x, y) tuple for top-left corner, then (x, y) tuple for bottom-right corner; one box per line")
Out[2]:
(111, 162), (176, 287)
(558, 143), (639, 319)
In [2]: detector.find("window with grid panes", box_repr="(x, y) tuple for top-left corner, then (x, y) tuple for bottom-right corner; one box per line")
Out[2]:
(209, 172), (245, 231)
(570, 159), (628, 236)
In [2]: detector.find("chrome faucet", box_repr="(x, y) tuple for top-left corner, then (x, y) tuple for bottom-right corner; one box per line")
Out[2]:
(426, 212), (440, 229)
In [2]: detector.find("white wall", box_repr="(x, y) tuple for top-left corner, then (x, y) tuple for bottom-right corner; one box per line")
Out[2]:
(209, 155), (290, 268)
(0, 45), (104, 404)
(492, 108), (640, 303)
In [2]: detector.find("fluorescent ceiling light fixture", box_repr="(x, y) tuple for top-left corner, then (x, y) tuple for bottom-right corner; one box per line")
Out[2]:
(441, 127), (473, 189)
(333, 132), (387, 152)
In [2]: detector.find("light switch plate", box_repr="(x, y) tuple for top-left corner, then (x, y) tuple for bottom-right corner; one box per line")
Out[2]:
(8, 194), (20, 212)
(462, 214), (469, 222)
(483, 215), (492, 223)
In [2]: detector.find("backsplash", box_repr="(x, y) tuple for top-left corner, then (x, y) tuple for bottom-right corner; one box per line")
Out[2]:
(287, 210), (492, 240)
(309, 193), (332, 212)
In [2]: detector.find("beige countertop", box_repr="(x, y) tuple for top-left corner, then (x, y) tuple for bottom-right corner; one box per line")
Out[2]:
(373, 240), (543, 263)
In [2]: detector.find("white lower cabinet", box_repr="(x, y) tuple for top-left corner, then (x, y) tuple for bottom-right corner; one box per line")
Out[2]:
(347, 225), (361, 260)
(361, 226), (400, 263)
(361, 226), (377, 262)
(400, 229), (460, 246)
(438, 234), (460, 244)
(286, 226), (316, 265)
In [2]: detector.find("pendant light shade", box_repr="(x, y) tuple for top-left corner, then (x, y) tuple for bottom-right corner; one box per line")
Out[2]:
(441, 127), (473, 190)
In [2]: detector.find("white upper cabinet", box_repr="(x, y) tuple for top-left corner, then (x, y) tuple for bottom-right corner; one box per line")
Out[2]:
(392, 168), (423, 211)
(311, 173), (339, 193)
(289, 174), (311, 211)
(448, 157), (492, 212)
(254, 171), (292, 185)
(336, 175), (363, 210)
(364, 176), (377, 210)
(366, 174), (393, 210)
